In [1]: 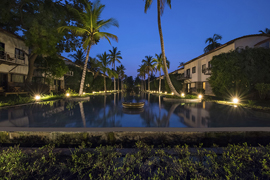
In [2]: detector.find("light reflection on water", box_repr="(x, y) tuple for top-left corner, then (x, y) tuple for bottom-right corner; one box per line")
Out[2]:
(0, 92), (270, 128)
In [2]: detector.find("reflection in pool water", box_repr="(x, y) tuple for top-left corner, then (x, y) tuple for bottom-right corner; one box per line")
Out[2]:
(0, 92), (270, 128)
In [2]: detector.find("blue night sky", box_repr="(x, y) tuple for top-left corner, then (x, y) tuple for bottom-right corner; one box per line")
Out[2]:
(61, 0), (270, 78)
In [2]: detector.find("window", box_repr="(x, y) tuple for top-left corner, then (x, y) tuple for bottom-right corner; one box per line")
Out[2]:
(192, 67), (196, 73)
(15, 48), (25, 60)
(192, 115), (195, 122)
(208, 61), (211, 68)
(186, 69), (190, 77)
(11, 74), (24, 83)
(203, 82), (206, 90)
(202, 64), (206, 73)
(0, 43), (4, 59)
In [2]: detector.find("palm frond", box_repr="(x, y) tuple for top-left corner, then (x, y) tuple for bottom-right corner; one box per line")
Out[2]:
(144, 0), (153, 13)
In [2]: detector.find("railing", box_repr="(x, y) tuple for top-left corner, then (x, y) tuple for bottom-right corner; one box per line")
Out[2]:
(0, 51), (27, 65)
(203, 67), (212, 75)
(177, 74), (192, 80)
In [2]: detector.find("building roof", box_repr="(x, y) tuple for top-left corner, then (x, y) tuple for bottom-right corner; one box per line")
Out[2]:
(0, 28), (24, 41)
(169, 67), (184, 74)
(254, 37), (270, 46)
(183, 34), (270, 66)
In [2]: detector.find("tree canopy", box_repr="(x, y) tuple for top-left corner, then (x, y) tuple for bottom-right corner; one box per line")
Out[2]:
(209, 47), (270, 98)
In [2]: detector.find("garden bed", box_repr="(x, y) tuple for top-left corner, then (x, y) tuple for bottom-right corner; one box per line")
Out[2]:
(1, 142), (270, 179)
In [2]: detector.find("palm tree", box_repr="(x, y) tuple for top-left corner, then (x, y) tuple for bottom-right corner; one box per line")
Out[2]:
(116, 66), (121, 91)
(118, 64), (126, 91)
(97, 52), (117, 93)
(178, 62), (184, 68)
(87, 57), (101, 78)
(144, 0), (180, 96)
(204, 34), (222, 53)
(153, 53), (170, 93)
(137, 64), (147, 91)
(58, 0), (119, 95)
(259, 28), (270, 34)
(142, 56), (155, 91)
(68, 49), (85, 66)
(109, 47), (122, 91)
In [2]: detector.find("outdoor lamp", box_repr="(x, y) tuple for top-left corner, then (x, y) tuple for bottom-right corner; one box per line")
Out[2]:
(198, 94), (202, 99)
(93, 91), (95, 94)
(172, 92), (174, 95)
(165, 91), (167, 94)
(35, 95), (41, 100)
(233, 98), (239, 103)
(181, 93), (185, 97)
(83, 92), (85, 95)
(66, 93), (70, 97)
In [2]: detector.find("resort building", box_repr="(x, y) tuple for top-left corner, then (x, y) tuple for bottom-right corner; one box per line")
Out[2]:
(167, 34), (270, 95)
(0, 28), (28, 92)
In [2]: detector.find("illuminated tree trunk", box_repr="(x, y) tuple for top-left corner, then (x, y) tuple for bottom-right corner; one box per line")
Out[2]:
(79, 46), (91, 95)
(104, 76), (106, 92)
(25, 54), (38, 83)
(157, 0), (180, 96)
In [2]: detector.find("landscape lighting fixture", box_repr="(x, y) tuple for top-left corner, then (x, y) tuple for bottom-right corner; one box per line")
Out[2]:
(233, 98), (239, 103)
(181, 93), (185, 97)
(165, 91), (167, 94)
(83, 92), (85, 95)
(66, 93), (70, 97)
(93, 91), (95, 94)
(198, 94), (202, 99)
(35, 95), (41, 100)
(172, 92), (174, 95)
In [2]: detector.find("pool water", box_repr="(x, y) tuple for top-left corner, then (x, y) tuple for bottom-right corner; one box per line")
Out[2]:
(0, 93), (270, 128)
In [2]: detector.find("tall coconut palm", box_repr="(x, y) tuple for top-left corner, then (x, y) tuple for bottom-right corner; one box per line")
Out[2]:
(142, 55), (155, 91)
(153, 53), (170, 93)
(204, 34), (222, 53)
(118, 64), (126, 91)
(68, 49), (86, 66)
(109, 47), (122, 91)
(259, 28), (270, 34)
(144, 0), (180, 96)
(97, 52), (117, 93)
(58, 0), (119, 95)
(137, 64), (147, 91)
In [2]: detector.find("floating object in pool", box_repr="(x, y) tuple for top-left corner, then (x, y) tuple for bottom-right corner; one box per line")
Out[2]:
(122, 102), (145, 109)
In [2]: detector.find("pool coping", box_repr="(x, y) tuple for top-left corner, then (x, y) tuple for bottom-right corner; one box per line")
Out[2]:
(163, 97), (201, 103)
(1, 127), (270, 132)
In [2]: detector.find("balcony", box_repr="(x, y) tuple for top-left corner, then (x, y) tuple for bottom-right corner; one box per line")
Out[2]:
(203, 67), (212, 75)
(0, 52), (27, 66)
(177, 74), (192, 80)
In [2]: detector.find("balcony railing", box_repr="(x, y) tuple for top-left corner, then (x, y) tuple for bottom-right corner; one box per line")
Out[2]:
(177, 74), (192, 80)
(203, 67), (212, 75)
(0, 52), (27, 66)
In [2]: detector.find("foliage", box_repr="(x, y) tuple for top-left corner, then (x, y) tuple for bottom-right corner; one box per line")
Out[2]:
(2, 143), (270, 179)
(165, 94), (197, 99)
(209, 47), (270, 98)
(68, 49), (86, 66)
(65, 65), (94, 93)
(255, 83), (270, 100)
(163, 74), (183, 93)
(58, 0), (119, 94)
(259, 28), (270, 34)
(65, 88), (77, 95)
(204, 34), (222, 53)
(0, 0), (83, 82)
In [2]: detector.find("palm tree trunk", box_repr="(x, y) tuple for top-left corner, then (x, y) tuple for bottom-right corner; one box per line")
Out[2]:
(114, 62), (116, 91)
(104, 76), (106, 92)
(159, 70), (161, 93)
(79, 102), (86, 127)
(79, 46), (91, 95)
(157, 0), (180, 96)
(148, 72), (150, 91)
(144, 78), (146, 91)
(118, 78), (119, 91)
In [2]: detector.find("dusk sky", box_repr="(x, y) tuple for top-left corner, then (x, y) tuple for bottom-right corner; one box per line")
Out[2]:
(62, 0), (270, 78)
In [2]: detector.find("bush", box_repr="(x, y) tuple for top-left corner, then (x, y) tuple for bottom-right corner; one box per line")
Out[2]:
(255, 83), (270, 99)
(196, 88), (205, 95)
